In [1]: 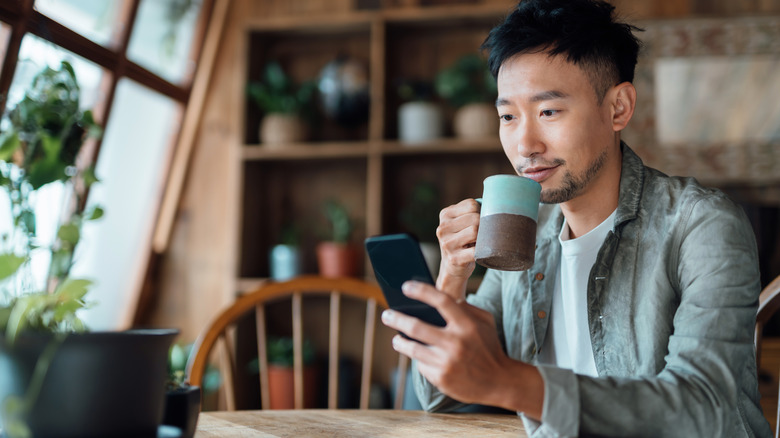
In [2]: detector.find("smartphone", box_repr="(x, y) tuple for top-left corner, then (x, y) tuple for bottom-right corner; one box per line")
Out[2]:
(365, 233), (446, 338)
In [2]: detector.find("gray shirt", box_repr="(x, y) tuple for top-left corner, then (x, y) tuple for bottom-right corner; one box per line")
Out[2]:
(414, 143), (772, 438)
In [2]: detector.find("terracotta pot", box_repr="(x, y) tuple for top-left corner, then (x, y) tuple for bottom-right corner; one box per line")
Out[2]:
(267, 365), (318, 409)
(260, 114), (307, 145)
(453, 103), (499, 139)
(316, 242), (359, 278)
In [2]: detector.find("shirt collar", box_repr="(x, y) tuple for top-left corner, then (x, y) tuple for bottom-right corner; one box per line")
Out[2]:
(614, 141), (645, 229)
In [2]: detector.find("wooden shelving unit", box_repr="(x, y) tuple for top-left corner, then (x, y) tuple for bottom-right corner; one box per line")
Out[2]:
(237, 2), (516, 284)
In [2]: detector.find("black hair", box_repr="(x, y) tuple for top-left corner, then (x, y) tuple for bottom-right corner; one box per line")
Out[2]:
(481, 0), (643, 102)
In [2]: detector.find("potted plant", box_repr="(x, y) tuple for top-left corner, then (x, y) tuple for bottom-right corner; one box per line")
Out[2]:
(396, 79), (443, 144)
(264, 336), (317, 409)
(269, 222), (302, 281)
(435, 53), (498, 139)
(316, 199), (358, 278)
(0, 61), (178, 438)
(399, 181), (442, 276)
(247, 61), (317, 146)
(163, 342), (201, 438)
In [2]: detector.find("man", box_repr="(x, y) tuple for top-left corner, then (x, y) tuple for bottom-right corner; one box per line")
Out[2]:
(380, 0), (772, 436)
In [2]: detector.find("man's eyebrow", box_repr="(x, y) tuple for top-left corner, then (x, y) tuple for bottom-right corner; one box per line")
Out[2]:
(530, 90), (569, 102)
(495, 90), (569, 107)
(496, 97), (511, 106)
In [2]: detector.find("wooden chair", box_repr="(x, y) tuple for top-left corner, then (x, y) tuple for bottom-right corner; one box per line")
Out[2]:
(756, 275), (780, 437)
(186, 275), (410, 411)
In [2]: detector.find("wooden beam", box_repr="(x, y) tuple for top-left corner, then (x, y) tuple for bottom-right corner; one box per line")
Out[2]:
(152, 0), (231, 254)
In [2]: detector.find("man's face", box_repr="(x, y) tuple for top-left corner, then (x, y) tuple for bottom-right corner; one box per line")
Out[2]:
(496, 52), (620, 204)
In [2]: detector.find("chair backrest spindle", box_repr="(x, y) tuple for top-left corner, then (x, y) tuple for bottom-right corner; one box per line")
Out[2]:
(360, 298), (377, 409)
(292, 292), (304, 409)
(255, 305), (270, 409)
(328, 292), (341, 409)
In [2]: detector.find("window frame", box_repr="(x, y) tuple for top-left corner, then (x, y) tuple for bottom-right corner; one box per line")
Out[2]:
(0, 0), (217, 325)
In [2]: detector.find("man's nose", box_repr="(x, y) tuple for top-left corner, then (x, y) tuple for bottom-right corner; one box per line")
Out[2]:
(513, 120), (544, 158)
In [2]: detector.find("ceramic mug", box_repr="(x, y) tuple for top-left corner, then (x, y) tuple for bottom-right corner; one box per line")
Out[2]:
(475, 175), (541, 271)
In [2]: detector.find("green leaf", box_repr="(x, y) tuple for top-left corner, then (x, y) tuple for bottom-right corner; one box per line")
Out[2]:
(27, 158), (67, 190)
(52, 299), (85, 322)
(0, 306), (11, 331)
(86, 205), (104, 221)
(0, 253), (27, 281)
(6, 296), (39, 343)
(55, 278), (92, 301)
(18, 209), (35, 236)
(82, 165), (100, 187)
(0, 132), (20, 162)
(57, 222), (80, 246)
(169, 343), (188, 372)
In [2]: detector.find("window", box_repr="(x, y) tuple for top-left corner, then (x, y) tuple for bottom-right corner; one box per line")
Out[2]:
(0, 0), (213, 329)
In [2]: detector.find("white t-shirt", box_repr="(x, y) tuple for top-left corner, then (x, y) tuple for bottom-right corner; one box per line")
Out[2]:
(538, 209), (617, 377)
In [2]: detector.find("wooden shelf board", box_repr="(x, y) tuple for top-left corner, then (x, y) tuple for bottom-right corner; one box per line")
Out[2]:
(243, 3), (512, 32)
(381, 138), (503, 155)
(242, 142), (371, 160)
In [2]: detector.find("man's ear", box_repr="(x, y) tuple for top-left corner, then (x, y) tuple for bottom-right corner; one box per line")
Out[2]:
(611, 82), (636, 132)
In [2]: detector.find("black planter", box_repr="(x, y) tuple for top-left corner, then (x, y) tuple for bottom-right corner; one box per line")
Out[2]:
(0, 328), (178, 438)
(162, 386), (201, 438)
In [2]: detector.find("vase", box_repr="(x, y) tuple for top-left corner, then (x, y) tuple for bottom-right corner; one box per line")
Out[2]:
(259, 114), (307, 146)
(0, 329), (178, 438)
(453, 103), (499, 139)
(398, 102), (443, 144)
(269, 244), (302, 281)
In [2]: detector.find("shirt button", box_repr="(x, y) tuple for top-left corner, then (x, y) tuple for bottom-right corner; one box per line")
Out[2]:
(535, 273), (544, 281)
(537, 310), (547, 319)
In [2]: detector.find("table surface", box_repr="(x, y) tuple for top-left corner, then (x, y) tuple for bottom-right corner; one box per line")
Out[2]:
(194, 409), (527, 437)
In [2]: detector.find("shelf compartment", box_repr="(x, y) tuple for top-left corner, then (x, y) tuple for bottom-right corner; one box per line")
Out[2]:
(246, 25), (373, 145)
(240, 158), (369, 278)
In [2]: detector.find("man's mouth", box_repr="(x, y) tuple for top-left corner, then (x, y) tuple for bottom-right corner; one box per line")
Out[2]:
(521, 164), (560, 183)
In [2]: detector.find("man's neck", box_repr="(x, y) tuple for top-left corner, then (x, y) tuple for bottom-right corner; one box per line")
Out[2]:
(559, 151), (622, 239)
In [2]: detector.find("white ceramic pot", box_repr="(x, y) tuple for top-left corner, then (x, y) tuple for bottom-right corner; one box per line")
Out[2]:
(270, 244), (302, 281)
(398, 102), (443, 145)
(453, 103), (499, 139)
(260, 114), (307, 146)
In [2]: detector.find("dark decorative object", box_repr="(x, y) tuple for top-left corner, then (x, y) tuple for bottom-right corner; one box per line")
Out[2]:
(317, 56), (370, 127)
(0, 329), (178, 438)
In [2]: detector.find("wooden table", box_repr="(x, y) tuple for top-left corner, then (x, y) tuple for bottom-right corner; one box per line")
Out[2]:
(194, 410), (528, 437)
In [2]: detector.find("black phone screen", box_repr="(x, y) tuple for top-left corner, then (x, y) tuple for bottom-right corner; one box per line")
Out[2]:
(365, 233), (446, 331)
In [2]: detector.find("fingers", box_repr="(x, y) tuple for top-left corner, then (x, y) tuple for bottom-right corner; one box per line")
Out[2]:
(400, 281), (469, 325)
(437, 199), (481, 276)
(381, 308), (441, 348)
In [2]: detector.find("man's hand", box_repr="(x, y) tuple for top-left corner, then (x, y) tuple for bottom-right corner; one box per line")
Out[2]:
(381, 280), (544, 419)
(436, 199), (481, 298)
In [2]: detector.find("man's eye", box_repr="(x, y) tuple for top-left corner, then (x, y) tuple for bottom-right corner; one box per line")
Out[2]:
(499, 114), (514, 121)
(541, 110), (558, 117)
